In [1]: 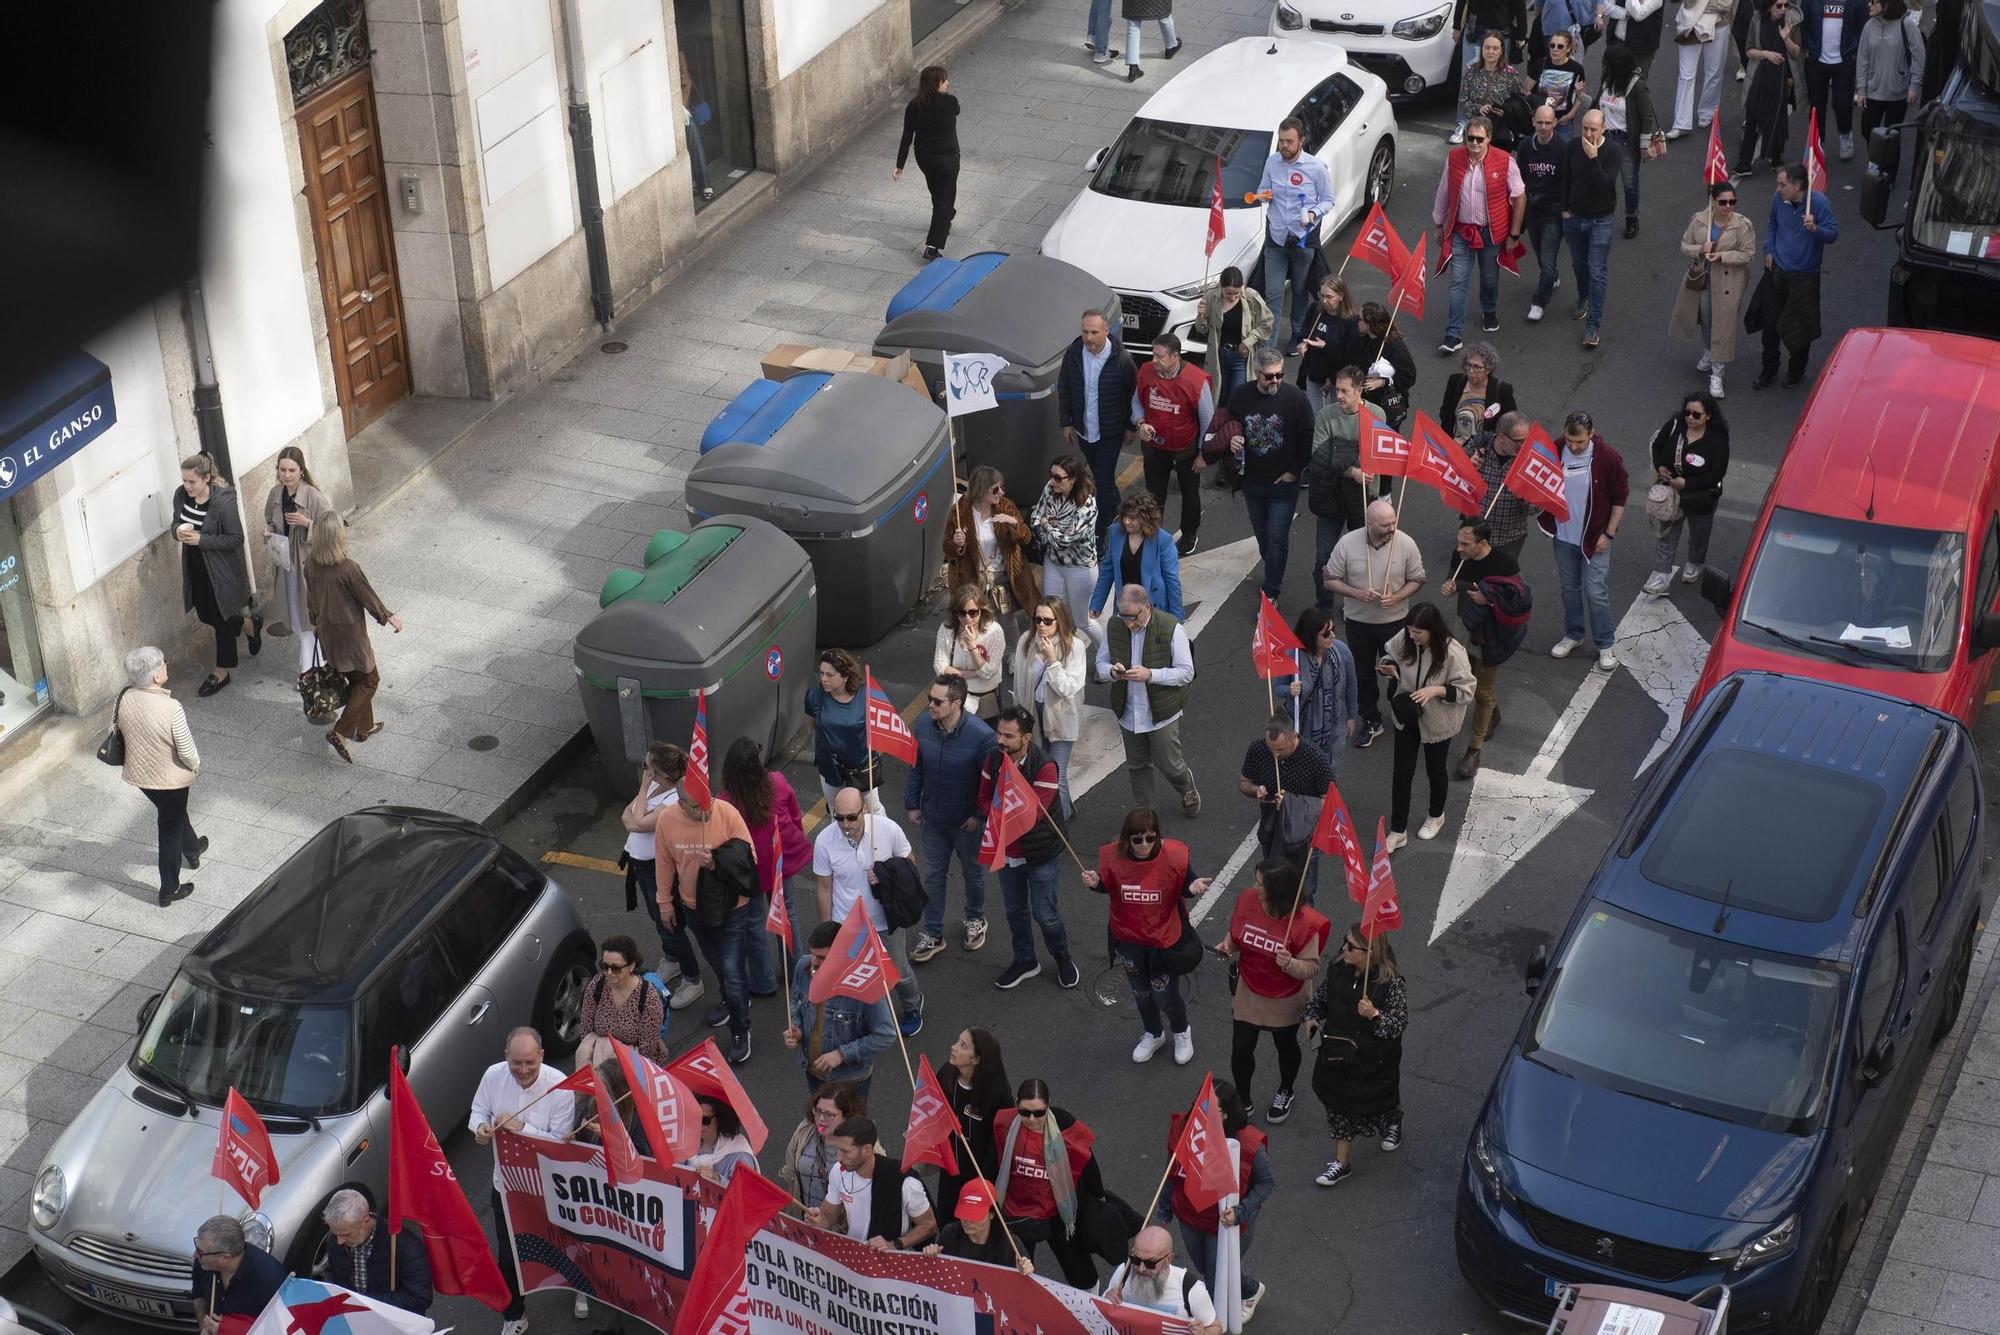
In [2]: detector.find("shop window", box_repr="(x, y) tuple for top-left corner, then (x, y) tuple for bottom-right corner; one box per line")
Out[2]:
(675, 0), (757, 211)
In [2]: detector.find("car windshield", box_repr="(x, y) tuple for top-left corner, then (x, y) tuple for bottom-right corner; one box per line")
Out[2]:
(1909, 116), (2000, 259)
(1090, 119), (1272, 208)
(1737, 507), (1965, 672)
(1527, 905), (1844, 1133)
(135, 974), (356, 1115)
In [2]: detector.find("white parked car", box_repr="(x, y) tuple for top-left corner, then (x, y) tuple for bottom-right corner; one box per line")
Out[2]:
(1272, 0), (1459, 98)
(1041, 37), (1397, 354)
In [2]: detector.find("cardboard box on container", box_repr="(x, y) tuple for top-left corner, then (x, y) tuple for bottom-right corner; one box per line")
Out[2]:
(760, 344), (932, 401)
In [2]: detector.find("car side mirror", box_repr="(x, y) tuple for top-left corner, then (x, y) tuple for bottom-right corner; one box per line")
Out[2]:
(1699, 566), (1733, 616)
(137, 993), (161, 1031)
(1861, 1035), (1896, 1085)
(1524, 945), (1549, 998)
(1086, 146), (1109, 173)
(396, 1047), (412, 1075)
(1971, 612), (2000, 654)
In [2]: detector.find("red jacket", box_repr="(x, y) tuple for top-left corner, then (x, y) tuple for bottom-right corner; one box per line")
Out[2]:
(1438, 144), (1519, 241)
(1536, 434), (1631, 551)
(1135, 362), (1210, 453)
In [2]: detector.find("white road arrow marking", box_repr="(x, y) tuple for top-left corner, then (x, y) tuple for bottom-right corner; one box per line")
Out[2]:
(1429, 593), (1712, 943)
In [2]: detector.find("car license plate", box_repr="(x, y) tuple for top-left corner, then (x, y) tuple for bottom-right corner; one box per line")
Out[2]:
(1543, 1275), (1570, 1300)
(1121, 310), (1139, 329)
(84, 1282), (174, 1318)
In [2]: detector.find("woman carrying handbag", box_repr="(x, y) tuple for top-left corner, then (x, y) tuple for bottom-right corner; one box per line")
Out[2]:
(1302, 927), (1409, 1187)
(305, 513), (402, 762)
(1669, 180), (1757, 398)
(1082, 806), (1213, 1068)
(259, 446), (331, 673)
(944, 465), (1040, 621)
(114, 645), (203, 907)
(1645, 391), (1731, 594)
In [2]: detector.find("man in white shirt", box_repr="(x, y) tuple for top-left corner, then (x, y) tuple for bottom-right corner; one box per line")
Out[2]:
(469, 1027), (575, 1335)
(1096, 584), (1199, 816)
(814, 787), (925, 1031)
(1104, 1226), (1223, 1335)
(806, 1116), (938, 1251)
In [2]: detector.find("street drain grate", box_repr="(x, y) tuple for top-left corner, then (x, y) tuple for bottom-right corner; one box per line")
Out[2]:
(601, 341), (628, 354)
(467, 734), (499, 751)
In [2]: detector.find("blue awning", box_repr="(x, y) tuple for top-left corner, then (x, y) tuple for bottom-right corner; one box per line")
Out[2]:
(0, 352), (117, 497)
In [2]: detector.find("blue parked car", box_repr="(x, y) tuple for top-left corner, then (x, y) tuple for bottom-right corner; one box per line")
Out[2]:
(1456, 672), (1987, 1334)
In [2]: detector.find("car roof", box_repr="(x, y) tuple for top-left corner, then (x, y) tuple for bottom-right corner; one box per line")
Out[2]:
(183, 806), (505, 1002)
(1772, 328), (2000, 532)
(1133, 36), (1352, 129)
(1599, 672), (1960, 961)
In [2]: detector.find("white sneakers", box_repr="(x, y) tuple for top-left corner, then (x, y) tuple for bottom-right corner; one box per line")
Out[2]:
(1133, 1030), (1167, 1063)
(1384, 829), (1409, 853)
(574, 1292), (589, 1320)
(1682, 563), (1701, 583)
(1417, 815), (1446, 841)
(1644, 570), (1673, 596)
(1550, 637), (1581, 658)
(1710, 369), (1726, 399)
(1696, 351), (1712, 373)
(1172, 1028), (1194, 1065)
(1597, 650), (1620, 672)
(500, 1320), (529, 1335)
(1527, 303), (1545, 322)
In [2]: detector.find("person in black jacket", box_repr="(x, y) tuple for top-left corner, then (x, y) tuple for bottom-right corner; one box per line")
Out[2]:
(1436, 343), (1518, 442)
(1058, 310), (1139, 536)
(1606, 0), (1667, 83)
(894, 66), (961, 260)
(1455, 0), (1530, 68)
(1558, 109), (1622, 349)
(322, 1189), (433, 1313)
(1645, 391), (1730, 594)
(1227, 348), (1315, 603)
(1293, 274), (1360, 415)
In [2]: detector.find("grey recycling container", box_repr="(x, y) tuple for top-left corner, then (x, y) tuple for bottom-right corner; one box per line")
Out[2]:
(573, 516), (817, 794)
(688, 371), (950, 648)
(874, 251), (1123, 507)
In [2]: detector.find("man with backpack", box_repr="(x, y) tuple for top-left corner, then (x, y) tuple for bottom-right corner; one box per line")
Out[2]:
(814, 787), (926, 1035)
(1439, 518), (1532, 778)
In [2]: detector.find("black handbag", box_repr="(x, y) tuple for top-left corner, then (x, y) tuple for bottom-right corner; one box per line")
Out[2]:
(95, 688), (130, 767)
(1160, 904), (1206, 976)
(298, 643), (349, 723)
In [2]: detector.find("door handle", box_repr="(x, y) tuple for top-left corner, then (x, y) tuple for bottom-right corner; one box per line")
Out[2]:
(1917, 969), (1934, 996)
(467, 1000), (492, 1025)
(360, 290), (375, 303)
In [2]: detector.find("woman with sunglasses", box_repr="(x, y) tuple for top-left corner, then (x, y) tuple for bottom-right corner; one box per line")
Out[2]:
(1091, 492), (1183, 621)
(683, 1096), (759, 1186)
(1671, 180), (1758, 399)
(1535, 30), (1590, 143)
(1284, 607), (1359, 781)
(1083, 807), (1213, 1066)
(945, 464), (1039, 619)
(1645, 391), (1730, 594)
(1029, 455), (1102, 652)
(575, 933), (668, 1068)
(1012, 596), (1090, 818)
(1155, 1080), (1276, 1320)
(991, 1078), (1109, 1287)
(1215, 859), (1331, 1124)
(1436, 341), (1519, 446)
(1302, 927), (1408, 1187)
(1378, 603), (1476, 850)
(782, 1081), (868, 1215)
(937, 1027), (1011, 1216)
(934, 583), (1007, 720)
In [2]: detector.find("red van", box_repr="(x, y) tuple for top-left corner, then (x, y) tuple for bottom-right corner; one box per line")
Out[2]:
(1690, 327), (2000, 726)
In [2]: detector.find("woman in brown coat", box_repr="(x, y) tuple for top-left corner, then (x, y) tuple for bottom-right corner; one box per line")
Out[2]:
(943, 464), (1038, 617)
(305, 513), (402, 762)
(1669, 180), (1757, 399)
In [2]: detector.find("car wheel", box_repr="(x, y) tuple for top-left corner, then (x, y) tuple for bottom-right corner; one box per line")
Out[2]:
(1792, 1222), (1843, 1335)
(1366, 139), (1395, 209)
(1932, 924), (1977, 1047)
(535, 943), (595, 1057)
(284, 1200), (337, 1278)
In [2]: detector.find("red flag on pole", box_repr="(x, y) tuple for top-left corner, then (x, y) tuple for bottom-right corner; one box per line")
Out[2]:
(387, 1049), (510, 1311)
(678, 1168), (793, 1335)
(765, 845), (795, 949)
(1309, 782), (1371, 905)
(684, 688), (712, 807)
(1171, 1075), (1238, 1212)
(977, 752), (1042, 870)
(904, 1055), (963, 1175)
(1501, 422), (1571, 522)
(1347, 201), (1410, 280)
(1390, 233), (1429, 321)
(807, 898), (902, 1006)
(1251, 592), (1306, 678)
(211, 1088), (279, 1210)
(612, 1037), (703, 1164)
(1704, 115), (1730, 186)
(1205, 156), (1226, 258)
(1407, 410), (1490, 516)
(865, 669), (917, 764)
(582, 1064), (644, 1188)
(1362, 817), (1403, 937)
(1805, 109), (1828, 195)
(666, 1038), (770, 1154)
(1358, 407), (1412, 478)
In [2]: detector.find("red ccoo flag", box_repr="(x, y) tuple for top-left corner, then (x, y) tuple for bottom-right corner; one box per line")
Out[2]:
(684, 688), (712, 807)
(1251, 591), (1305, 679)
(865, 669), (917, 765)
(582, 1064), (645, 1188)
(1171, 1074), (1238, 1212)
(211, 1088), (279, 1210)
(612, 1037), (703, 1164)
(1309, 782), (1371, 906)
(978, 752), (1042, 871)
(1408, 410), (1489, 516)
(1358, 407), (1412, 478)
(1390, 233), (1428, 322)
(1362, 817), (1403, 938)
(387, 1049), (510, 1311)
(1347, 201), (1409, 280)
(807, 898), (902, 1007)
(904, 1055), (963, 1175)
(1805, 109), (1829, 195)
(765, 845), (795, 950)
(1502, 422), (1571, 522)
(1704, 114), (1730, 186)
(667, 1038), (770, 1154)
(678, 1167), (793, 1335)
(1205, 155), (1226, 258)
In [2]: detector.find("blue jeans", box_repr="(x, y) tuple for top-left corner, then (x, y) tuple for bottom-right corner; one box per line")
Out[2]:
(1215, 347), (1248, 402)
(919, 818), (989, 939)
(1562, 213), (1613, 335)
(1046, 738), (1076, 819)
(1087, 0), (1114, 54)
(746, 877), (791, 995)
(1529, 212), (1563, 306)
(999, 858), (1070, 966)
(1552, 538), (1615, 650)
(1180, 1220), (1259, 1303)
(1241, 481), (1299, 601)
(1446, 225), (1499, 341)
(1117, 941), (1189, 1037)
(631, 859), (702, 983)
(691, 894), (764, 1041)
(1261, 237), (1318, 344)
(1606, 129), (1641, 221)
(1125, 15), (1178, 61)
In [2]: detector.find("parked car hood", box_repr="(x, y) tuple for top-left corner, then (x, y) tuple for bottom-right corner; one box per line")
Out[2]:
(1042, 188), (1264, 297)
(1494, 1055), (1816, 1225)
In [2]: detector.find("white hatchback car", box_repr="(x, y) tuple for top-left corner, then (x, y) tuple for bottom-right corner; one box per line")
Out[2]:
(1272, 0), (1459, 98)
(1041, 37), (1397, 354)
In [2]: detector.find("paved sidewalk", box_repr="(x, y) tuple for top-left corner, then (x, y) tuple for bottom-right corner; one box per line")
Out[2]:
(0, 0), (1266, 1276)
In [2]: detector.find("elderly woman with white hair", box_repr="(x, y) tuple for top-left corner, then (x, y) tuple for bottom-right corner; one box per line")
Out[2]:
(321, 1187), (433, 1313)
(116, 646), (202, 907)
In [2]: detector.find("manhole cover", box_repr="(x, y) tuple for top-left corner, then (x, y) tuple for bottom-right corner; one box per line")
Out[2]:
(601, 341), (628, 354)
(266, 624), (293, 638)
(467, 735), (500, 751)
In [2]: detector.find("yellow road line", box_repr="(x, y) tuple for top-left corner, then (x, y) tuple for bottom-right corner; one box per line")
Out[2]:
(1117, 454), (1144, 488)
(1986, 688), (2000, 706)
(541, 850), (623, 875)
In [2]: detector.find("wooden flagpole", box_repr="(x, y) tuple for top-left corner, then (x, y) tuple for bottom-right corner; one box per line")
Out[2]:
(1284, 847), (1318, 938)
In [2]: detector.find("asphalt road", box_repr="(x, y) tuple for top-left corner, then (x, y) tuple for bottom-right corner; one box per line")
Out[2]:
(1, 63), (1933, 1335)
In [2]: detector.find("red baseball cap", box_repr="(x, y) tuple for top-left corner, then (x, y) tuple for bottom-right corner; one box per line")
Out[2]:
(954, 1182), (996, 1223)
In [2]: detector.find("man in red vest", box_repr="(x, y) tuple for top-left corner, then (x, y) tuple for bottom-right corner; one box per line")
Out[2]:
(1430, 115), (1527, 357)
(1130, 333), (1215, 556)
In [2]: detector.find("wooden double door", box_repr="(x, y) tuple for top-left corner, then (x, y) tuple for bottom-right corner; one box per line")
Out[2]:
(297, 69), (410, 436)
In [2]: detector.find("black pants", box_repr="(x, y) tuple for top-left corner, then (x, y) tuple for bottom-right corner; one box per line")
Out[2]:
(1803, 58), (1857, 136)
(490, 1188), (525, 1318)
(629, 857), (702, 982)
(1859, 98), (1909, 179)
(1345, 615), (1405, 727)
(1759, 268), (1821, 379)
(1390, 724), (1451, 832)
(1006, 1213), (1100, 1289)
(141, 787), (198, 896)
(1232, 1018), (1304, 1102)
(186, 555), (241, 670)
(917, 153), (959, 251)
(1142, 442), (1202, 542)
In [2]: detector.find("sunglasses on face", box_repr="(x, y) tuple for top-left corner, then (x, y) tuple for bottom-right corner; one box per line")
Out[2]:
(1257, 371), (1285, 383)
(701, 1114), (716, 1126)
(1129, 832), (1159, 846)
(1017, 1105), (1049, 1118)
(1117, 610), (1143, 621)
(928, 694), (952, 707)
(1715, 198), (1737, 207)
(959, 607), (983, 618)
(834, 811), (864, 823)
(1685, 408), (1708, 419)
(1128, 1252), (1170, 1270)
(599, 959), (628, 973)
(1342, 940), (1365, 953)
(1034, 614), (1057, 625)
(1050, 470), (1070, 482)
(1465, 134), (1488, 144)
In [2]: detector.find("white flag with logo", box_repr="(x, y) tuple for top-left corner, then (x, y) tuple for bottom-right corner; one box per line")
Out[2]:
(943, 352), (1008, 417)
(246, 1277), (436, 1335)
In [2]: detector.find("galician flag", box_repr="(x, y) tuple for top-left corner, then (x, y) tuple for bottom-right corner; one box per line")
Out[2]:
(245, 1277), (434, 1335)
